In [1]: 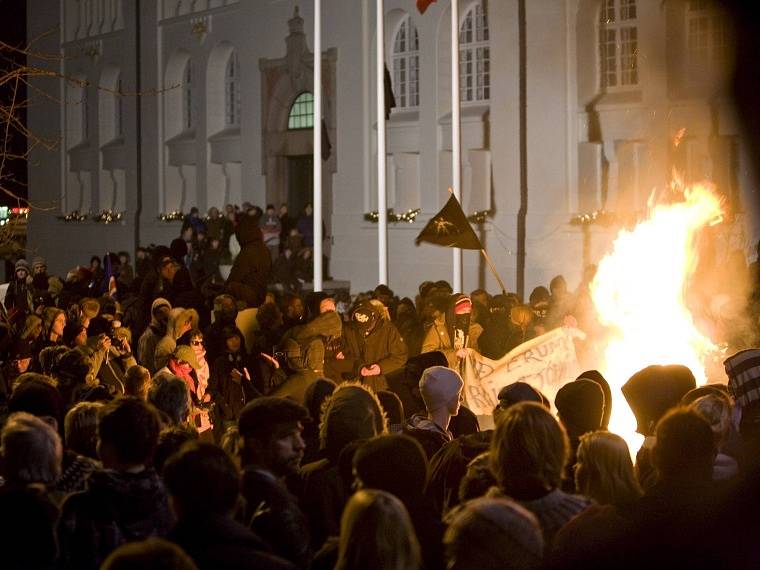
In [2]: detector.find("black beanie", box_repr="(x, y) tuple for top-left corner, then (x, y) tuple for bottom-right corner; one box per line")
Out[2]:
(555, 379), (605, 435)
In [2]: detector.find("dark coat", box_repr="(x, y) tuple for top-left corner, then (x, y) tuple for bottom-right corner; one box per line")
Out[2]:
(58, 468), (172, 570)
(209, 351), (261, 423)
(168, 514), (295, 570)
(342, 318), (408, 381)
(241, 468), (311, 568)
(226, 216), (271, 308)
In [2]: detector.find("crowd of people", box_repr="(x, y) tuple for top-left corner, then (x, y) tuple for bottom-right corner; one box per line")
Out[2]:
(0, 213), (759, 569)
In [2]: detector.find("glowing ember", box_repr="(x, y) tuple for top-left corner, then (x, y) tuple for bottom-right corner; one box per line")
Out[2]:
(591, 180), (724, 454)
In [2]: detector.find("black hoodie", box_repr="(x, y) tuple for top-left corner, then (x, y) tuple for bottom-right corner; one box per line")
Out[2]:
(226, 216), (272, 308)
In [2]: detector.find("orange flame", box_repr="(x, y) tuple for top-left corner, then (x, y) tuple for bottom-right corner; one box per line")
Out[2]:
(590, 181), (724, 453)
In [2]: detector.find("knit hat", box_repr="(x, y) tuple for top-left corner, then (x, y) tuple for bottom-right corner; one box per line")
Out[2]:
(724, 349), (760, 408)
(555, 379), (605, 435)
(174, 345), (201, 370)
(14, 259), (28, 273)
(497, 382), (542, 409)
(622, 364), (696, 436)
(31, 257), (46, 271)
(576, 370), (612, 429)
(151, 297), (172, 315)
(419, 366), (464, 414)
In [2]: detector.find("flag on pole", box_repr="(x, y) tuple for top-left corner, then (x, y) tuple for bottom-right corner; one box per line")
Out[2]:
(416, 0), (437, 14)
(384, 64), (396, 120)
(416, 194), (482, 249)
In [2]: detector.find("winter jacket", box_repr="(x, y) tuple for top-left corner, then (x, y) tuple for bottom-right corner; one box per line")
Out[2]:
(169, 513), (294, 570)
(209, 350), (261, 423)
(136, 297), (170, 372)
(154, 307), (199, 371)
(403, 413), (453, 460)
(58, 468), (172, 570)
(342, 313), (408, 382)
(242, 468), (311, 568)
(226, 216), (271, 308)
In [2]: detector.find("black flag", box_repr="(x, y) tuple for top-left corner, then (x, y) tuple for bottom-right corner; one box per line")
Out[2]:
(321, 119), (332, 161)
(415, 195), (483, 250)
(384, 65), (396, 120)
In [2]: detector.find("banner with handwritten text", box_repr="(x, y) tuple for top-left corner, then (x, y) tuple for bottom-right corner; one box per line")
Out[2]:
(462, 327), (584, 415)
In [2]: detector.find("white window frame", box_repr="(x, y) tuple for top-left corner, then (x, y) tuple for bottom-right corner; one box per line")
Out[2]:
(599, 0), (639, 91)
(392, 15), (420, 109)
(224, 51), (241, 127)
(459, 1), (490, 103)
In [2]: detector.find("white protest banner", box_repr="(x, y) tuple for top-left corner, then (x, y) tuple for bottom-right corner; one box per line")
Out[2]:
(462, 327), (585, 415)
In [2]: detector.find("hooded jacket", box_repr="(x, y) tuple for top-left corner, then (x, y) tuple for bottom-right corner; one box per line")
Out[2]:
(299, 383), (388, 547)
(270, 338), (324, 404)
(137, 297), (171, 373)
(342, 304), (408, 383)
(154, 307), (199, 371)
(58, 468), (173, 570)
(226, 216), (272, 308)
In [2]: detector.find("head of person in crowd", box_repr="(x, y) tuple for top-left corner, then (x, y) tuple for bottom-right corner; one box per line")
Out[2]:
(494, 382), (543, 423)
(6, 338), (33, 377)
(336, 489), (421, 570)
(238, 397), (309, 477)
(282, 293), (305, 324)
(0, 412), (62, 487)
(62, 321), (88, 348)
(549, 275), (569, 302)
(64, 401), (104, 460)
(220, 425), (242, 467)
(623, 364), (697, 437)
(352, 302), (382, 337)
(213, 294), (238, 325)
(8, 374), (65, 431)
(154, 426), (199, 475)
(31, 256), (47, 277)
(528, 286), (551, 318)
(164, 441), (240, 520)
(101, 538), (198, 570)
(158, 254), (181, 284)
(510, 304), (535, 335)
(90, 255), (101, 272)
(490, 402), (569, 500)
(21, 314), (42, 342)
(576, 370), (612, 429)
(555, 379), (605, 439)
(13, 258), (29, 282)
(148, 372), (190, 426)
(304, 377), (336, 425)
(304, 291), (333, 320)
(373, 284), (394, 308)
(150, 298), (172, 332)
(124, 365), (151, 400)
(419, 366), (464, 432)
(353, 434), (428, 507)
(97, 396), (162, 471)
(222, 326), (245, 355)
(470, 288), (490, 312)
(458, 452), (497, 504)
(320, 383), (388, 462)
(42, 307), (66, 343)
(78, 297), (101, 327)
(652, 407), (716, 485)
(377, 390), (404, 434)
(255, 301), (282, 333)
(574, 431), (642, 509)
(689, 393), (734, 468)
(38, 345), (67, 377)
(444, 497), (544, 570)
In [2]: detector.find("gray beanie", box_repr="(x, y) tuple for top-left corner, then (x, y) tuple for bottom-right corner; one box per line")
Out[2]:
(15, 259), (29, 272)
(419, 366), (464, 413)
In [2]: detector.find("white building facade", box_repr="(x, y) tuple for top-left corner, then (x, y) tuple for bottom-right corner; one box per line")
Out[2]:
(26, 0), (760, 296)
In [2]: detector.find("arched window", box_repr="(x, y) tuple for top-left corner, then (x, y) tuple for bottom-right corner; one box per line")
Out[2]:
(183, 59), (193, 130)
(224, 51), (240, 127)
(392, 15), (420, 109)
(288, 92), (314, 130)
(459, 1), (489, 103)
(599, 0), (638, 90)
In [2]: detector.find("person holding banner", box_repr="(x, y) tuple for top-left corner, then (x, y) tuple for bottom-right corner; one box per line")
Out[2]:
(421, 294), (481, 370)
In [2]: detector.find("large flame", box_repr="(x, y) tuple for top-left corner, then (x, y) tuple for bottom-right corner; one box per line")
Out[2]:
(590, 180), (723, 453)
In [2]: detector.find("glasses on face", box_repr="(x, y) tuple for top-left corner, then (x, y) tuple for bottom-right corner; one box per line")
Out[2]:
(191, 340), (204, 346)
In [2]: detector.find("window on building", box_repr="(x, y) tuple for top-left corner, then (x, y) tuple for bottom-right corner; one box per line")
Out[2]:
(115, 75), (123, 138)
(459, 1), (490, 103)
(599, 0), (638, 90)
(225, 51), (241, 127)
(392, 15), (420, 109)
(183, 59), (193, 130)
(687, 0), (730, 73)
(288, 92), (314, 130)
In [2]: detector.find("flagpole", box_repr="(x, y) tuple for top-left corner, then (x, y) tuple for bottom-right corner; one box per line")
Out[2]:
(451, 0), (462, 293)
(377, 0), (388, 285)
(480, 249), (508, 295)
(313, 0), (323, 292)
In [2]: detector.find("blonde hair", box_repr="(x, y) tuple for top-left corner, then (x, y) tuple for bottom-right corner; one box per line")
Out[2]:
(125, 365), (151, 400)
(575, 431), (642, 508)
(490, 402), (569, 495)
(336, 489), (421, 570)
(690, 393), (732, 449)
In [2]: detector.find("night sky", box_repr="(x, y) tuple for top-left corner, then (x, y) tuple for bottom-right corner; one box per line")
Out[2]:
(0, 0), (28, 205)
